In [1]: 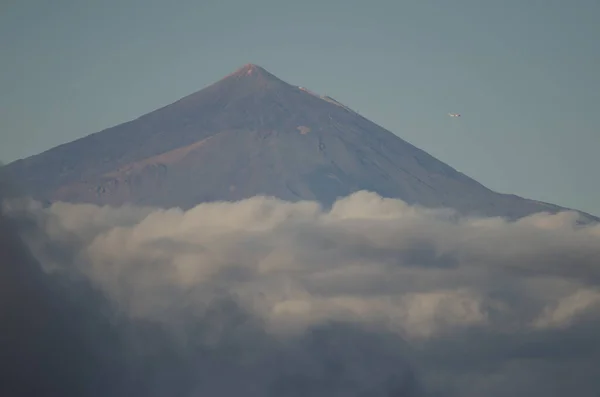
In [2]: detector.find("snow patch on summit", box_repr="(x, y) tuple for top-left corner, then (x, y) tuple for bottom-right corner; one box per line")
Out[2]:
(297, 86), (356, 114)
(321, 95), (355, 113)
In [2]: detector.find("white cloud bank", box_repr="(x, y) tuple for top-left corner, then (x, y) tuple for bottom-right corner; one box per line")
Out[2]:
(4, 191), (600, 397)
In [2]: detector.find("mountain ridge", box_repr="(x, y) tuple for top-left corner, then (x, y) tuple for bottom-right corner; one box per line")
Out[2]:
(1, 64), (597, 222)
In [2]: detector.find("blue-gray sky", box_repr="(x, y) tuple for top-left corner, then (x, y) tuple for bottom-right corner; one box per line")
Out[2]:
(1, 0), (599, 215)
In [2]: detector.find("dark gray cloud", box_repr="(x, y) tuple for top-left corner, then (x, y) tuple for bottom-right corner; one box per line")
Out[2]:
(2, 189), (600, 396)
(0, 174), (126, 396)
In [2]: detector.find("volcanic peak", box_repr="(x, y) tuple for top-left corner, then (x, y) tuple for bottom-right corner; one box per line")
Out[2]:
(224, 63), (279, 81)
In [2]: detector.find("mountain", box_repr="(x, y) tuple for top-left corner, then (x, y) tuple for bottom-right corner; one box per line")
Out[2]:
(1, 64), (596, 222)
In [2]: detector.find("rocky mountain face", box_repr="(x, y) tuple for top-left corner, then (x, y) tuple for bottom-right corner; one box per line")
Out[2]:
(1, 64), (596, 221)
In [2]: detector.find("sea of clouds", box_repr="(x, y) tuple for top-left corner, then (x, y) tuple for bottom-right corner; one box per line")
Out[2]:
(1, 188), (600, 396)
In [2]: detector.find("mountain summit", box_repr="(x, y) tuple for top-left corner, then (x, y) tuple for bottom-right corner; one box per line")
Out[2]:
(1, 64), (596, 221)
(226, 63), (279, 79)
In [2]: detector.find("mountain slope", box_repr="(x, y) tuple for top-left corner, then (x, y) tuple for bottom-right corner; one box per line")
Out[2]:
(1, 64), (596, 221)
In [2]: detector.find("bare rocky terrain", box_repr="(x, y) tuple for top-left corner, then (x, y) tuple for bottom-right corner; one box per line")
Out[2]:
(1, 64), (596, 221)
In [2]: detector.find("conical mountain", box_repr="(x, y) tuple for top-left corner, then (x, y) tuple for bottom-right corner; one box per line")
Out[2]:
(1, 64), (596, 221)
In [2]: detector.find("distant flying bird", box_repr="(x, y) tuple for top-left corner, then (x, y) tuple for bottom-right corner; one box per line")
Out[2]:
(448, 113), (461, 117)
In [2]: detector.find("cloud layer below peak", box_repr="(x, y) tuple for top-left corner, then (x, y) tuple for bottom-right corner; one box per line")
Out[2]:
(4, 191), (600, 396)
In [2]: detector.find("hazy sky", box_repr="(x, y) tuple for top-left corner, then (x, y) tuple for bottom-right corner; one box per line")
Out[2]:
(1, 0), (599, 215)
